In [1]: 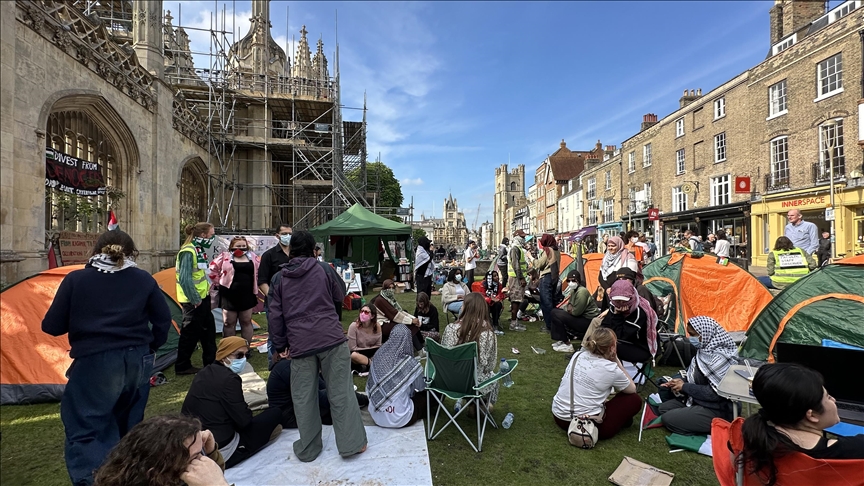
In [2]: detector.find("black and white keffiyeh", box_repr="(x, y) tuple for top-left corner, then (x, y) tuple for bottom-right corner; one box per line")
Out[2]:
(686, 316), (738, 390)
(367, 324), (423, 411)
(415, 245), (434, 278)
(87, 253), (137, 273)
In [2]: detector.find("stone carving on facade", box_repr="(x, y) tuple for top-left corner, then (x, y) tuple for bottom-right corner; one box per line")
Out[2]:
(16, 0), (156, 112)
(172, 90), (210, 147)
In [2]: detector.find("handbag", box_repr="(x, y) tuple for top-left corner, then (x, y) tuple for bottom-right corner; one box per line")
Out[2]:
(567, 351), (605, 449)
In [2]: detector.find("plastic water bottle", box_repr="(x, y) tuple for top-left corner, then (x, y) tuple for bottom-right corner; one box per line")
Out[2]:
(502, 412), (514, 429)
(454, 398), (463, 414)
(500, 359), (514, 388)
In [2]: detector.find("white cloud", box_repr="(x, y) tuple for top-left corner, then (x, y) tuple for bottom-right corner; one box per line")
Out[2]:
(401, 177), (424, 186)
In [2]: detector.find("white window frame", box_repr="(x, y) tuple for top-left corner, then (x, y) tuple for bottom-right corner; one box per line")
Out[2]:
(771, 34), (797, 56)
(644, 182), (652, 205)
(819, 119), (845, 178)
(816, 53), (843, 101)
(832, 1), (859, 21)
(714, 132), (727, 163)
(628, 187), (636, 213)
(643, 143), (652, 167)
(770, 136), (789, 187)
(676, 149), (686, 175)
(676, 118), (685, 137)
(672, 186), (688, 212)
(768, 79), (788, 119)
(710, 174), (731, 206)
(604, 170), (612, 190)
(714, 97), (725, 119)
(628, 151), (635, 173)
(587, 177), (596, 200)
(604, 199), (614, 222)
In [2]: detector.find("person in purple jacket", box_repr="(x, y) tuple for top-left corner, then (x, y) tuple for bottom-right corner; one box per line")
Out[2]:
(42, 230), (172, 486)
(268, 231), (367, 462)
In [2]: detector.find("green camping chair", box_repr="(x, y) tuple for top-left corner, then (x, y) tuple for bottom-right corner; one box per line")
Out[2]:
(424, 338), (518, 452)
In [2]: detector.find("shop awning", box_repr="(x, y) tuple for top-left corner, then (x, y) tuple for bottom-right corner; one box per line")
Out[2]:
(568, 226), (597, 241)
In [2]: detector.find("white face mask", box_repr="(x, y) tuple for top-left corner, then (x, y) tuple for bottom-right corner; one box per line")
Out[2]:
(568, 281), (578, 290)
(630, 237), (639, 243)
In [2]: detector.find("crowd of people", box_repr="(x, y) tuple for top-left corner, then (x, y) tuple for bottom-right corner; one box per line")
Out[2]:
(39, 220), (861, 486)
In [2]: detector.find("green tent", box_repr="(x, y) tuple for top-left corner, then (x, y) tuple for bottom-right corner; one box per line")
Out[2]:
(310, 203), (413, 270)
(740, 258), (864, 362)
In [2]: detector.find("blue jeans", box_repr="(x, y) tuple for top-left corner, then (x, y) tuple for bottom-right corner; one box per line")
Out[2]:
(756, 276), (777, 290)
(446, 301), (463, 315)
(538, 274), (555, 330)
(61, 345), (154, 486)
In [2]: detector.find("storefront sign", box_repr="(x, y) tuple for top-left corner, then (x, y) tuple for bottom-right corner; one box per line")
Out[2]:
(58, 231), (99, 265)
(780, 196), (825, 209)
(825, 208), (835, 221)
(647, 208), (660, 221)
(735, 176), (750, 194)
(45, 147), (107, 196)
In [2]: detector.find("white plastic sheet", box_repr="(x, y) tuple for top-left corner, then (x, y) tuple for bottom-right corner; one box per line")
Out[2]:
(224, 423), (433, 486)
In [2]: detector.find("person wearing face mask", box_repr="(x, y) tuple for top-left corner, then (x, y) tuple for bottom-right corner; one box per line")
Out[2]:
(623, 230), (644, 270)
(209, 237), (260, 344)
(481, 270), (508, 335)
(175, 222), (218, 376)
(441, 268), (470, 316)
(582, 279), (657, 365)
(348, 305), (382, 374)
(549, 270), (600, 353)
(181, 337), (283, 469)
(258, 225), (292, 369)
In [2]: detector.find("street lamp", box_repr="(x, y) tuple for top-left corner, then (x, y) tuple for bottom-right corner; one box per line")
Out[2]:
(822, 119), (838, 260)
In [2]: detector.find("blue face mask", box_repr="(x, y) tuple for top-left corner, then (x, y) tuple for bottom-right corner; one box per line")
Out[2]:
(228, 357), (246, 374)
(279, 234), (291, 247)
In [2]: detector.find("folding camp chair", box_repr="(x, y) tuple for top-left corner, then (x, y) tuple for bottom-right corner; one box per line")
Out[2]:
(443, 306), (460, 325)
(424, 338), (518, 452)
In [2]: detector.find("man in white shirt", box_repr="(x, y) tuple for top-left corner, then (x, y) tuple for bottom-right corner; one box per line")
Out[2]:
(784, 209), (819, 257)
(464, 240), (478, 286)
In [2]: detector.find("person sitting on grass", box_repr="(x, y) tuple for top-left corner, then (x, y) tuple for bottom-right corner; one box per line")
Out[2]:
(582, 279), (657, 365)
(550, 270), (600, 353)
(367, 324), (428, 428)
(441, 268), (470, 316)
(516, 268), (541, 321)
(757, 236), (816, 290)
(441, 293), (500, 409)
(414, 292), (440, 343)
(348, 304), (382, 374)
(551, 328), (641, 441)
(180, 336), (283, 468)
(94, 414), (230, 486)
(481, 270), (508, 334)
(742, 363), (864, 486)
(267, 355), (369, 429)
(372, 279), (421, 344)
(658, 316), (736, 435)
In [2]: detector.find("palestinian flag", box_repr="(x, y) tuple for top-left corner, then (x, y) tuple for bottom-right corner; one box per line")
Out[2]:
(107, 210), (118, 231)
(638, 393), (665, 442)
(666, 433), (712, 456)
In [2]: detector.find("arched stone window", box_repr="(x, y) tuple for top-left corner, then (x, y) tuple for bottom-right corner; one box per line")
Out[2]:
(179, 158), (208, 234)
(510, 181), (516, 191)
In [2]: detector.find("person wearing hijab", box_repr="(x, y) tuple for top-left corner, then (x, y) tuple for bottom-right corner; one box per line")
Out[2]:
(598, 236), (639, 292)
(534, 234), (561, 333)
(414, 237), (434, 297)
(658, 316), (737, 435)
(373, 279), (421, 345)
(366, 325), (427, 428)
(583, 279), (657, 364)
(481, 270), (507, 335)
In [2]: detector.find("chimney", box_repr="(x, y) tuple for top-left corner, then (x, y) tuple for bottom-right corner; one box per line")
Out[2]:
(640, 113), (659, 132)
(772, 0), (825, 46)
(560, 139), (567, 149)
(679, 88), (703, 108)
(595, 140), (603, 153)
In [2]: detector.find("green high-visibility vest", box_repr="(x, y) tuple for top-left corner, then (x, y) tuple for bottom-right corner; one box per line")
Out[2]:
(770, 248), (809, 288)
(507, 246), (528, 278)
(175, 243), (209, 303)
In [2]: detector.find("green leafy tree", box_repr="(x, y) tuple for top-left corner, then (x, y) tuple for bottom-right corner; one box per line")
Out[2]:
(412, 228), (427, 242)
(348, 161), (403, 209)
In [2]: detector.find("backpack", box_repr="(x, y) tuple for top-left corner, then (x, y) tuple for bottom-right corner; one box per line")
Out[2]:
(689, 237), (704, 252)
(658, 337), (696, 368)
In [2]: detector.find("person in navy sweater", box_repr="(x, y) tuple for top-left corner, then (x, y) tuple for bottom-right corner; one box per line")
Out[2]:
(42, 230), (172, 486)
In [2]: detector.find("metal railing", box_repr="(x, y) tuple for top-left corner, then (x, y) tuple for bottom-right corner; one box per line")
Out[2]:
(812, 161), (846, 184)
(764, 173), (790, 192)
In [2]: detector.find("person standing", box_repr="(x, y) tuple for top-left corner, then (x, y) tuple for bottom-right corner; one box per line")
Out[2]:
(258, 225), (292, 368)
(43, 230), (171, 486)
(684, 229), (704, 252)
(268, 231), (367, 462)
(535, 234), (561, 333)
(624, 230), (644, 266)
(414, 236), (434, 297)
(209, 237), (260, 344)
(507, 229), (529, 331)
(175, 222), (218, 375)
(817, 230), (832, 267)
(784, 209), (819, 258)
(703, 233), (717, 254)
(497, 237), (510, 288)
(713, 230), (731, 259)
(464, 240), (479, 285)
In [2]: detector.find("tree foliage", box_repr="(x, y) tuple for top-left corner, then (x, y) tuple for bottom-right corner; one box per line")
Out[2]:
(412, 228), (427, 242)
(348, 161), (403, 209)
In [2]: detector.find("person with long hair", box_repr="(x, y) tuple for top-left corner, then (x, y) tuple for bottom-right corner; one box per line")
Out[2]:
(598, 235), (639, 292)
(366, 324), (428, 428)
(175, 222), (218, 375)
(441, 293), (500, 406)
(714, 229), (731, 258)
(481, 270), (508, 334)
(93, 415), (229, 486)
(348, 304), (382, 373)
(551, 328), (641, 440)
(268, 231), (366, 462)
(758, 236), (816, 290)
(441, 268), (470, 316)
(43, 230), (172, 486)
(414, 236), (434, 296)
(209, 237), (260, 344)
(534, 233), (561, 333)
(414, 291), (440, 343)
(741, 364), (864, 486)
(658, 316), (736, 435)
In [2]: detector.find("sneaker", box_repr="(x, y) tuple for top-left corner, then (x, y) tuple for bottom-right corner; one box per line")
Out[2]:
(493, 325), (505, 336)
(539, 327), (550, 334)
(516, 310), (524, 319)
(175, 366), (201, 375)
(552, 342), (575, 353)
(355, 393), (370, 408)
(509, 321), (526, 332)
(269, 425), (283, 442)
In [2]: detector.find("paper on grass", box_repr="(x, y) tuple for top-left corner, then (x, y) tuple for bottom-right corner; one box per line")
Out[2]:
(608, 456), (674, 486)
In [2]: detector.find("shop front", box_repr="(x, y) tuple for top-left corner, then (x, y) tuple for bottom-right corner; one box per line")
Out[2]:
(597, 221), (624, 240)
(750, 184), (864, 266)
(658, 202), (751, 267)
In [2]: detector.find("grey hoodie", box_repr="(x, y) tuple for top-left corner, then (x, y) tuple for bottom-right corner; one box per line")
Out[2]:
(268, 256), (347, 358)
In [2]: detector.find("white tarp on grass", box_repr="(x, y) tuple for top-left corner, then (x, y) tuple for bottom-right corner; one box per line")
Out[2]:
(224, 423), (433, 486)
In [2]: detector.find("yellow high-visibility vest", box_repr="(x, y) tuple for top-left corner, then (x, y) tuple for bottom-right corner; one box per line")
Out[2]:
(770, 248), (810, 287)
(175, 243), (209, 303)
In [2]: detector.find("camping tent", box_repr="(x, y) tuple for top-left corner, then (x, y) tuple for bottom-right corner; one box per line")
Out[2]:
(642, 251), (773, 334)
(310, 203), (413, 269)
(0, 266), (182, 405)
(740, 258), (864, 362)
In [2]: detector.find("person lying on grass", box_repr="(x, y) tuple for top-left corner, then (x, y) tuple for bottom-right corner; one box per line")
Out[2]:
(94, 414), (230, 486)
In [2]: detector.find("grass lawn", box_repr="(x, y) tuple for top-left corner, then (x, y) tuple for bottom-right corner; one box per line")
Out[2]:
(0, 290), (719, 485)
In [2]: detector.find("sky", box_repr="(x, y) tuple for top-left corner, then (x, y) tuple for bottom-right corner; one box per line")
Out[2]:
(164, 0), (824, 228)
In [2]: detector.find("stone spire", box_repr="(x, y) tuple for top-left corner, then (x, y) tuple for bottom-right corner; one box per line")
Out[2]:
(312, 37), (329, 81)
(132, 0), (164, 76)
(226, 0), (286, 76)
(292, 25), (313, 79)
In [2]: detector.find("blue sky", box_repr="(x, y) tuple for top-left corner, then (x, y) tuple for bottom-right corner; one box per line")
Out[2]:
(166, 0), (811, 227)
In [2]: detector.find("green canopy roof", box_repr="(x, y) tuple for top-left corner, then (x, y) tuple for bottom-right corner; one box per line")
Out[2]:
(309, 203), (411, 238)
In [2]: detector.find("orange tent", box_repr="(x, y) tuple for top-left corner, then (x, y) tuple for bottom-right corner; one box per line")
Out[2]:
(153, 268), (180, 304)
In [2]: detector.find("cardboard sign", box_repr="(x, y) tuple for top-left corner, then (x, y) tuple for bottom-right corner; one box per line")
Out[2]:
(777, 252), (806, 268)
(58, 231), (99, 265)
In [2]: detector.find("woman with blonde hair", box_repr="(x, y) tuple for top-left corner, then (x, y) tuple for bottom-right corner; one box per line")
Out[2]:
(348, 304), (382, 374)
(551, 327), (641, 441)
(441, 292), (499, 405)
(209, 237), (260, 343)
(175, 222), (217, 375)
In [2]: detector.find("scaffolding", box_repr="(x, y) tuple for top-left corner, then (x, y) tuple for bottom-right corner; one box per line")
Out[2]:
(83, 0), (368, 233)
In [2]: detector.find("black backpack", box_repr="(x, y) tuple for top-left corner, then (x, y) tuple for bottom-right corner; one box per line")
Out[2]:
(658, 337), (696, 368)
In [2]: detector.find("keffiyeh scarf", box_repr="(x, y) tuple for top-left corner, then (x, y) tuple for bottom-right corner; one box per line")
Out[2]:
(483, 271), (500, 298)
(87, 253), (138, 273)
(415, 245), (433, 278)
(380, 279), (402, 312)
(608, 280), (658, 356)
(367, 324), (423, 411)
(686, 316), (738, 390)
